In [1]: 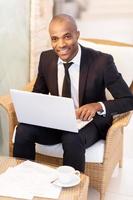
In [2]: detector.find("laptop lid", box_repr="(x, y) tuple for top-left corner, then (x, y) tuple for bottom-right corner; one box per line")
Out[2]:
(10, 89), (86, 133)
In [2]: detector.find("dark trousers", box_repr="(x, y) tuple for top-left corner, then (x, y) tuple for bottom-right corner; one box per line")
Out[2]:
(13, 121), (101, 172)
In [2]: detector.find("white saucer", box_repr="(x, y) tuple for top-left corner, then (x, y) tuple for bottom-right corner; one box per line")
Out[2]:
(53, 174), (80, 187)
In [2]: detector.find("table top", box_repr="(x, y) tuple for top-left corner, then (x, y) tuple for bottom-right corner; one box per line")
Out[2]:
(0, 156), (89, 200)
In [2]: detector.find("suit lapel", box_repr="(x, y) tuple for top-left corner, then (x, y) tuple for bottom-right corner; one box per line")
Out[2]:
(48, 53), (59, 96)
(79, 46), (92, 106)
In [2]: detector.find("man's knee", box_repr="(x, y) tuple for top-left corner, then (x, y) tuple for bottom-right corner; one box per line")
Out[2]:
(13, 123), (36, 160)
(15, 123), (34, 143)
(62, 133), (85, 152)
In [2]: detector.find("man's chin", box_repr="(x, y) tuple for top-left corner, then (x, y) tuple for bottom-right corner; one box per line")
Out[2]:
(58, 54), (70, 62)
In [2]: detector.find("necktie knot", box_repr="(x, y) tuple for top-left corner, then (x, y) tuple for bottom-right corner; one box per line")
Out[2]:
(63, 62), (73, 70)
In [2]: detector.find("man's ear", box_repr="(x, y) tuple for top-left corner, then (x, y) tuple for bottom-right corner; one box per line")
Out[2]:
(77, 30), (80, 39)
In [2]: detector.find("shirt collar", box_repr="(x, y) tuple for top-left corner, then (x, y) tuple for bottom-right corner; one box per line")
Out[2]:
(58, 44), (81, 65)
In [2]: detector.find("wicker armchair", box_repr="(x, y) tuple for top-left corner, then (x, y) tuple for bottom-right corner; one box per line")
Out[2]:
(0, 39), (133, 200)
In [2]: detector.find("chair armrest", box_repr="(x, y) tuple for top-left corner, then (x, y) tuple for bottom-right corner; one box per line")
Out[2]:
(104, 80), (133, 162)
(0, 78), (35, 135)
(103, 111), (132, 162)
(111, 111), (132, 129)
(0, 79), (36, 136)
(0, 79), (36, 155)
(0, 95), (18, 149)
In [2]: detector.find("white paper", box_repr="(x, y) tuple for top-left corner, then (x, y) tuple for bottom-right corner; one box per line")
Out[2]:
(0, 161), (61, 199)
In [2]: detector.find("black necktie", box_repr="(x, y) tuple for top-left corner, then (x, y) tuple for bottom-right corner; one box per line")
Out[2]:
(62, 62), (73, 98)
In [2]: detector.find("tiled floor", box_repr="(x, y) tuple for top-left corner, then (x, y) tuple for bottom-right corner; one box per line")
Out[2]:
(88, 116), (133, 200)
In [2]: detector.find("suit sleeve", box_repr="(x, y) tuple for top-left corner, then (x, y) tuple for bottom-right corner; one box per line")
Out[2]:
(32, 52), (49, 94)
(103, 55), (133, 116)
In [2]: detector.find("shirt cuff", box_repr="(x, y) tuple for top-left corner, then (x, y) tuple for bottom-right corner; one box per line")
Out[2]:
(97, 102), (106, 116)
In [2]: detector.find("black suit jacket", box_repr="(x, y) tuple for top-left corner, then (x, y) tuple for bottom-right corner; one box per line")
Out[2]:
(33, 45), (133, 136)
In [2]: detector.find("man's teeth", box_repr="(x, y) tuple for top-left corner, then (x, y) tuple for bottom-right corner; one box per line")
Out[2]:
(60, 49), (69, 53)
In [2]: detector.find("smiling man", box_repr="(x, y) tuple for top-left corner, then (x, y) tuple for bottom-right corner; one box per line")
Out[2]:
(49, 15), (80, 62)
(13, 14), (133, 172)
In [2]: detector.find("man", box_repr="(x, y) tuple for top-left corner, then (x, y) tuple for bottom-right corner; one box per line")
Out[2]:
(13, 14), (133, 172)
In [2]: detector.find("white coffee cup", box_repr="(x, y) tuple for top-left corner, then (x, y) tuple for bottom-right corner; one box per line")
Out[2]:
(57, 165), (80, 184)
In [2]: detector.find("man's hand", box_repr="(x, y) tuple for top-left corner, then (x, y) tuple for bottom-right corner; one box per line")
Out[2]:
(76, 103), (103, 121)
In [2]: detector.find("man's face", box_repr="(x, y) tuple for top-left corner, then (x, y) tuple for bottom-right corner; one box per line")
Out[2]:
(49, 20), (80, 62)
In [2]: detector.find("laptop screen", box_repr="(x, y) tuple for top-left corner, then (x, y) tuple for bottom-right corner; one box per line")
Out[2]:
(10, 89), (79, 132)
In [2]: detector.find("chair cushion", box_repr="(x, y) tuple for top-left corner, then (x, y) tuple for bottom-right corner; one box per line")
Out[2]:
(12, 127), (105, 163)
(36, 140), (105, 163)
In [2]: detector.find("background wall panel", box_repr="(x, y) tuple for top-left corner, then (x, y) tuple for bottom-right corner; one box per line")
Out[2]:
(0, 0), (30, 95)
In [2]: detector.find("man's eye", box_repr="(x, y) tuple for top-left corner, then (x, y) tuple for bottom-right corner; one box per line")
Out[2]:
(51, 37), (57, 42)
(65, 35), (71, 39)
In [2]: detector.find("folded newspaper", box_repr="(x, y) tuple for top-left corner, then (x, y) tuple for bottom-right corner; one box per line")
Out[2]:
(0, 160), (61, 199)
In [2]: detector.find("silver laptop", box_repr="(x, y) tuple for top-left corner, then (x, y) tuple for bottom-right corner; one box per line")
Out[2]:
(10, 89), (92, 133)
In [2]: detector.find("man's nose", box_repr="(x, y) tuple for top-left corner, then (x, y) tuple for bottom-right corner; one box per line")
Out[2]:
(58, 39), (65, 48)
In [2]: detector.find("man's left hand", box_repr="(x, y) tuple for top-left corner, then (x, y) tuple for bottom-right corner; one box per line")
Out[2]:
(76, 103), (103, 121)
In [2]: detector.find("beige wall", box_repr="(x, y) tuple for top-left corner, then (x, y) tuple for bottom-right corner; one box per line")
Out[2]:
(0, 0), (54, 94)
(0, 0), (53, 155)
(30, 0), (53, 80)
(0, 0), (30, 95)
(81, 0), (133, 18)
(77, 0), (133, 44)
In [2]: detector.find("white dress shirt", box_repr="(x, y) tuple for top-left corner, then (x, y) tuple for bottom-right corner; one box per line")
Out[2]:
(57, 45), (106, 115)
(58, 45), (81, 108)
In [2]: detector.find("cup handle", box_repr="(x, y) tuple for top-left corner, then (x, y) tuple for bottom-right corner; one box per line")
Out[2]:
(75, 170), (80, 176)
